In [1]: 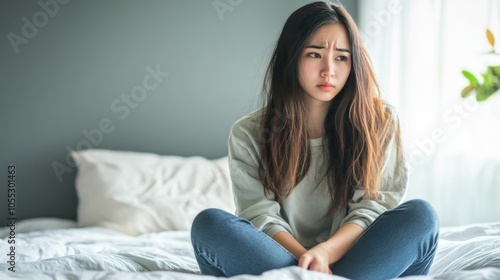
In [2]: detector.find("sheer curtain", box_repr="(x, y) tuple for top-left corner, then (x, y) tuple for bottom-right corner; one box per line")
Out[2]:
(358, 0), (500, 225)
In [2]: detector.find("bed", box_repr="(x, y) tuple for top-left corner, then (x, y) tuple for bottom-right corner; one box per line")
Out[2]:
(1, 149), (499, 280)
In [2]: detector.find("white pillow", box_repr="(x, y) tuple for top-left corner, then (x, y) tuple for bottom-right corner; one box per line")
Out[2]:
(71, 149), (235, 235)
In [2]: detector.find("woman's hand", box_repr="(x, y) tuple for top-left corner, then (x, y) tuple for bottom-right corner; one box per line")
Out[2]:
(299, 223), (365, 274)
(298, 243), (333, 274)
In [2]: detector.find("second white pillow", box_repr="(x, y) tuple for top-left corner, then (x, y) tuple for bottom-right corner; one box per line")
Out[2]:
(71, 149), (234, 235)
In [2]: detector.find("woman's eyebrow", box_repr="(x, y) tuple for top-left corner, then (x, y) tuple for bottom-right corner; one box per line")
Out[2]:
(336, 48), (351, 53)
(305, 44), (326, 49)
(305, 45), (351, 53)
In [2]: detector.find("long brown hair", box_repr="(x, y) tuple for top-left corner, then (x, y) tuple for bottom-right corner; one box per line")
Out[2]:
(258, 1), (404, 211)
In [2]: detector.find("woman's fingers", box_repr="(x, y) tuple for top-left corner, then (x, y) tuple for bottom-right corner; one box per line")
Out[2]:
(298, 254), (312, 269)
(299, 246), (332, 274)
(311, 263), (330, 274)
(301, 257), (331, 274)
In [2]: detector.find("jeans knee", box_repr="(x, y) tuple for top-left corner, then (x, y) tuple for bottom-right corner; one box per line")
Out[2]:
(191, 208), (228, 241)
(402, 199), (440, 238)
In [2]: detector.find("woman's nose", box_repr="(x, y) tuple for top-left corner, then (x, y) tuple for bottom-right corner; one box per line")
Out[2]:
(321, 61), (335, 77)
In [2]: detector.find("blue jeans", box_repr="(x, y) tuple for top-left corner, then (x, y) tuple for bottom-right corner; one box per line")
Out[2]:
(191, 199), (439, 280)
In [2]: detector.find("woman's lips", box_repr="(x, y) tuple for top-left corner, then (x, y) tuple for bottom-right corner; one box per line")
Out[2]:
(317, 85), (334, 91)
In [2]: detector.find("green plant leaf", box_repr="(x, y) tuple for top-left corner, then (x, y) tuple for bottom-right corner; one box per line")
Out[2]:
(462, 70), (479, 86)
(476, 85), (498, 101)
(476, 87), (489, 101)
(486, 28), (495, 48)
(461, 84), (475, 98)
(482, 70), (494, 87)
(491, 66), (500, 77)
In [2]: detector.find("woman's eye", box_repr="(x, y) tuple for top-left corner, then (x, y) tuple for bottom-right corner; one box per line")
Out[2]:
(307, 53), (321, 58)
(336, 56), (348, 61)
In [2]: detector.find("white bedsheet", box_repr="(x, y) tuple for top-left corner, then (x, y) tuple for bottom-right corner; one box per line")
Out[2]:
(0, 219), (499, 280)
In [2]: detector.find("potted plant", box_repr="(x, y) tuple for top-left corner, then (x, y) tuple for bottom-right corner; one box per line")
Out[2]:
(461, 29), (500, 101)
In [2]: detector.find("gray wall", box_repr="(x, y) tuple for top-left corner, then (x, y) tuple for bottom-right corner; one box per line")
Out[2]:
(0, 0), (358, 226)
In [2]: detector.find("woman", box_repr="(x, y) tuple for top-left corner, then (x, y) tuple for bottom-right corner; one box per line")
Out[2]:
(191, 1), (439, 279)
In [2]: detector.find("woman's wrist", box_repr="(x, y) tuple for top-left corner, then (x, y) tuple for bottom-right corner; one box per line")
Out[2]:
(272, 231), (307, 259)
(320, 241), (344, 264)
(322, 223), (365, 264)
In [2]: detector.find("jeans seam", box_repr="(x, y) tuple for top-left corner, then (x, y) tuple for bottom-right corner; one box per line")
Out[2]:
(411, 236), (439, 266)
(251, 222), (298, 261)
(196, 248), (227, 276)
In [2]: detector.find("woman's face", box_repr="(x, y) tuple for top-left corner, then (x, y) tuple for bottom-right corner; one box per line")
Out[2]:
(298, 23), (352, 108)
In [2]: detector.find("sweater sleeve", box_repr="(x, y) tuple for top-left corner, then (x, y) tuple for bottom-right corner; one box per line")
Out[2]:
(228, 117), (293, 237)
(340, 110), (409, 230)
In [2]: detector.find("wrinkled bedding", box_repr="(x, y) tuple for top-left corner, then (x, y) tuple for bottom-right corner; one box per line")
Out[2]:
(0, 219), (499, 279)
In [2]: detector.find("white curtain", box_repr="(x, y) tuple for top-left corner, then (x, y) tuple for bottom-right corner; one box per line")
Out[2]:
(358, 0), (500, 226)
